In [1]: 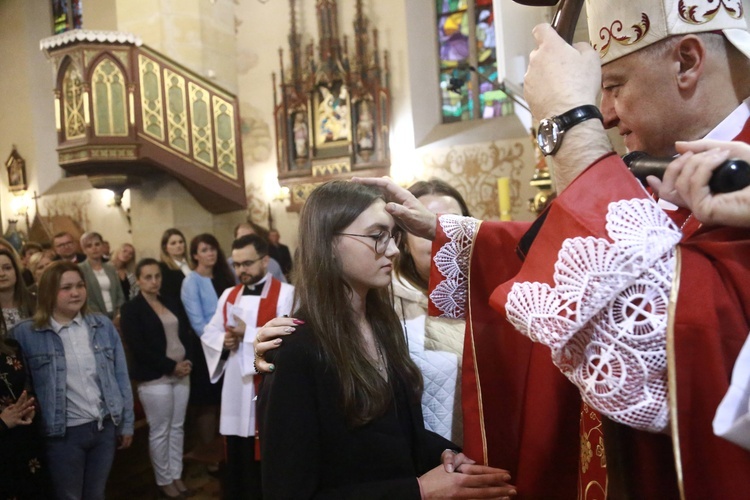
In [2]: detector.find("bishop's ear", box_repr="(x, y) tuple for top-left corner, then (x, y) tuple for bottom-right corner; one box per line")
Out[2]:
(675, 34), (707, 90)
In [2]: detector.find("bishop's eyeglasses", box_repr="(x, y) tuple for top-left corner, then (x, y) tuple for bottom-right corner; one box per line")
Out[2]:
(336, 230), (401, 254)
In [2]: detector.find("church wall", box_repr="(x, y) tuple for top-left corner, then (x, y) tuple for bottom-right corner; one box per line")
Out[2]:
(0, 0), (60, 239)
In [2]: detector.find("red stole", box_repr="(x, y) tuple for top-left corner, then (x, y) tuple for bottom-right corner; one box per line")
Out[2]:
(223, 278), (282, 459)
(432, 221), (582, 499)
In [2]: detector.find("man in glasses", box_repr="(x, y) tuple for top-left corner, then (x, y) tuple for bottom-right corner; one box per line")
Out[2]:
(201, 234), (294, 499)
(232, 222), (287, 284)
(52, 231), (86, 263)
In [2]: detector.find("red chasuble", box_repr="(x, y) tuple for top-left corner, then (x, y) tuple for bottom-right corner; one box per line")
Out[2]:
(430, 125), (750, 499)
(493, 153), (750, 499)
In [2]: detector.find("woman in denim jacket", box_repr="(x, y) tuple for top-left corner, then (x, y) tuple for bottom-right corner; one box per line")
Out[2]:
(12, 260), (134, 500)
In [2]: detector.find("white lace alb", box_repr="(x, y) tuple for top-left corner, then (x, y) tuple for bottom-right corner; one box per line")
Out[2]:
(506, 198), (681, 432)
(430, 215), (480, 319)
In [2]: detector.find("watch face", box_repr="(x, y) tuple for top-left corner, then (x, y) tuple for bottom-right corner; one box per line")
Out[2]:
(537, 118), (560, 156)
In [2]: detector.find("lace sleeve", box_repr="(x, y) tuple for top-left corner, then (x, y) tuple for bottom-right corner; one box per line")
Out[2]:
(429, 214), (480, 319)
(505, 198), (682, 432)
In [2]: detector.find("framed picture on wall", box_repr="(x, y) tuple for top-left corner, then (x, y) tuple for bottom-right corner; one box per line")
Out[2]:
(5, 147), (28, 192)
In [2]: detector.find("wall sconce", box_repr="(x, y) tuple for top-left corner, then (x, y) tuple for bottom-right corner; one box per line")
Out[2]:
(264, 173), (291, 230)
(89, 174), (139, 208)
(10, 191), (33, 218)
(10, 190), (34, 232)
(264, 172), (291, 205)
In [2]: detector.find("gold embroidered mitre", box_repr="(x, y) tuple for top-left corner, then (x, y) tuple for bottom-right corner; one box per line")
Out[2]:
(585, 0), (750, 64)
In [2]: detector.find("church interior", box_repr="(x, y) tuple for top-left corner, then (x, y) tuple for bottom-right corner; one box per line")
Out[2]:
(11, 0), (748, 499)
(0, 0), (584, 259)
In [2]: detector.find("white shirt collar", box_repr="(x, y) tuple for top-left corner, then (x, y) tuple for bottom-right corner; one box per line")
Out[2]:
(704, 97), (750, 142)
(50, 312), (85, 333)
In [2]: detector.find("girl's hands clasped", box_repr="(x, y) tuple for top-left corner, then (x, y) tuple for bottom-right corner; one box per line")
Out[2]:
(0, 390), (36, 429)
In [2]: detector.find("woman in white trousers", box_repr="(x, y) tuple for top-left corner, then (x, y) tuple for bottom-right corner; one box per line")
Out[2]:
(121, 258), (194, 499)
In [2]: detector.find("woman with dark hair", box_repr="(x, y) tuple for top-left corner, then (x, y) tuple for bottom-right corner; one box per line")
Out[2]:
(258, 181), (514, 498)
(181, 233), (235, 338)
(180, 233), (234, 469)
(159, 228), (192, 302)
(78, 232), (126, 318)
(11, 261), (133, 499)
(393, 179), (472, 445)
(0, 247), (36, 328)
(121, 258), (193, 498)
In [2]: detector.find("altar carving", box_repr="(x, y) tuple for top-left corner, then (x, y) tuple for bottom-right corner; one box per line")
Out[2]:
(273, 0), (391, 210)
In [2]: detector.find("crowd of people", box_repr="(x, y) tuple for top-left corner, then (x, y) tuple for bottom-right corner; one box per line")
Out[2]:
(2, 1), (750, 499)
(0, 224), (296, 500)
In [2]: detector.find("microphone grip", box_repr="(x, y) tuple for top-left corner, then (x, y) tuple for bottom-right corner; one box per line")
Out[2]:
(622, 151), (750, 194)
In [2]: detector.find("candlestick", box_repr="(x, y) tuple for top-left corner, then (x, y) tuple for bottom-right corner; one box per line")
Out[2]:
(498, 177), (512, 221)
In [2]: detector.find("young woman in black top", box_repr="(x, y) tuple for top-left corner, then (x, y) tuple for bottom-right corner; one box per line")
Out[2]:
(258, 181), (515, 499)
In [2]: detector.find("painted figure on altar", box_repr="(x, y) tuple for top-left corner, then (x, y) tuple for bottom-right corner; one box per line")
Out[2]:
(293, 112), (308, 159)
(357, 102), (375, 151)
(317, 83), (349, 145)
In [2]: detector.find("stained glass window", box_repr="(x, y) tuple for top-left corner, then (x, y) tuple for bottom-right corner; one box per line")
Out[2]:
(52, 0), (83, 34)
(437, 0), (512, 123)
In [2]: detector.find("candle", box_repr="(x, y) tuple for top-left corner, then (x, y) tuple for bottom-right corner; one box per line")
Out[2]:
(498, 177), (512, 221)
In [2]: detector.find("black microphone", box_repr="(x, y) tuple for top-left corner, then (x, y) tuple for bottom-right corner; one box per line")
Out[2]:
(622, 151), (750, 194)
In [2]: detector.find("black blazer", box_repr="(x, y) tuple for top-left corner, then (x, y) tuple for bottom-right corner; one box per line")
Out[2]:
(158, 262), (186, 303)
(120, 293), (193, 382)
(258, 325), (455, 499)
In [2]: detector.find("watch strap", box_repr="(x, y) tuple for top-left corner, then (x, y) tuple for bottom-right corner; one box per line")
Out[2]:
(555, 104), (603, 132)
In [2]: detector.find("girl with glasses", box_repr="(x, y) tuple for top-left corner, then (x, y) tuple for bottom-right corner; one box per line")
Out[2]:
(258, 181), (514, 498)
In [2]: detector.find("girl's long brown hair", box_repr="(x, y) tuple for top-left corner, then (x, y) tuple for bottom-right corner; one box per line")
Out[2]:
(294, 181), (423, 427)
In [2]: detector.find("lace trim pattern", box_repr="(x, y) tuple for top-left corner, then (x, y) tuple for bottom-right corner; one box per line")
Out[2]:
(430, 215), (479, 319)
(506, 199), (681, 432)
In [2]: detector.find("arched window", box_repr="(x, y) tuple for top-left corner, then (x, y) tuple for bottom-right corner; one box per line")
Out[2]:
(91, 58), (128, 136)
(437, 0), (513, 123)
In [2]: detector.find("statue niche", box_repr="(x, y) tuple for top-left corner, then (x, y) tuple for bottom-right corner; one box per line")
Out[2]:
(272, 0), (391, 210)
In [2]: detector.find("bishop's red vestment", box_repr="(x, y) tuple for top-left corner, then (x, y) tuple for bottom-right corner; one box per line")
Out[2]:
(428, 121), (750, 499)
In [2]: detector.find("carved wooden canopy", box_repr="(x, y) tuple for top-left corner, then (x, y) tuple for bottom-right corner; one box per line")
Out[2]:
(40, 30), (246, 214)
(273, 0), (391, 210)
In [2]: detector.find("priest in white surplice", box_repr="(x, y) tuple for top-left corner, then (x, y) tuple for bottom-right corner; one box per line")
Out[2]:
(201, 234), (294, 499)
